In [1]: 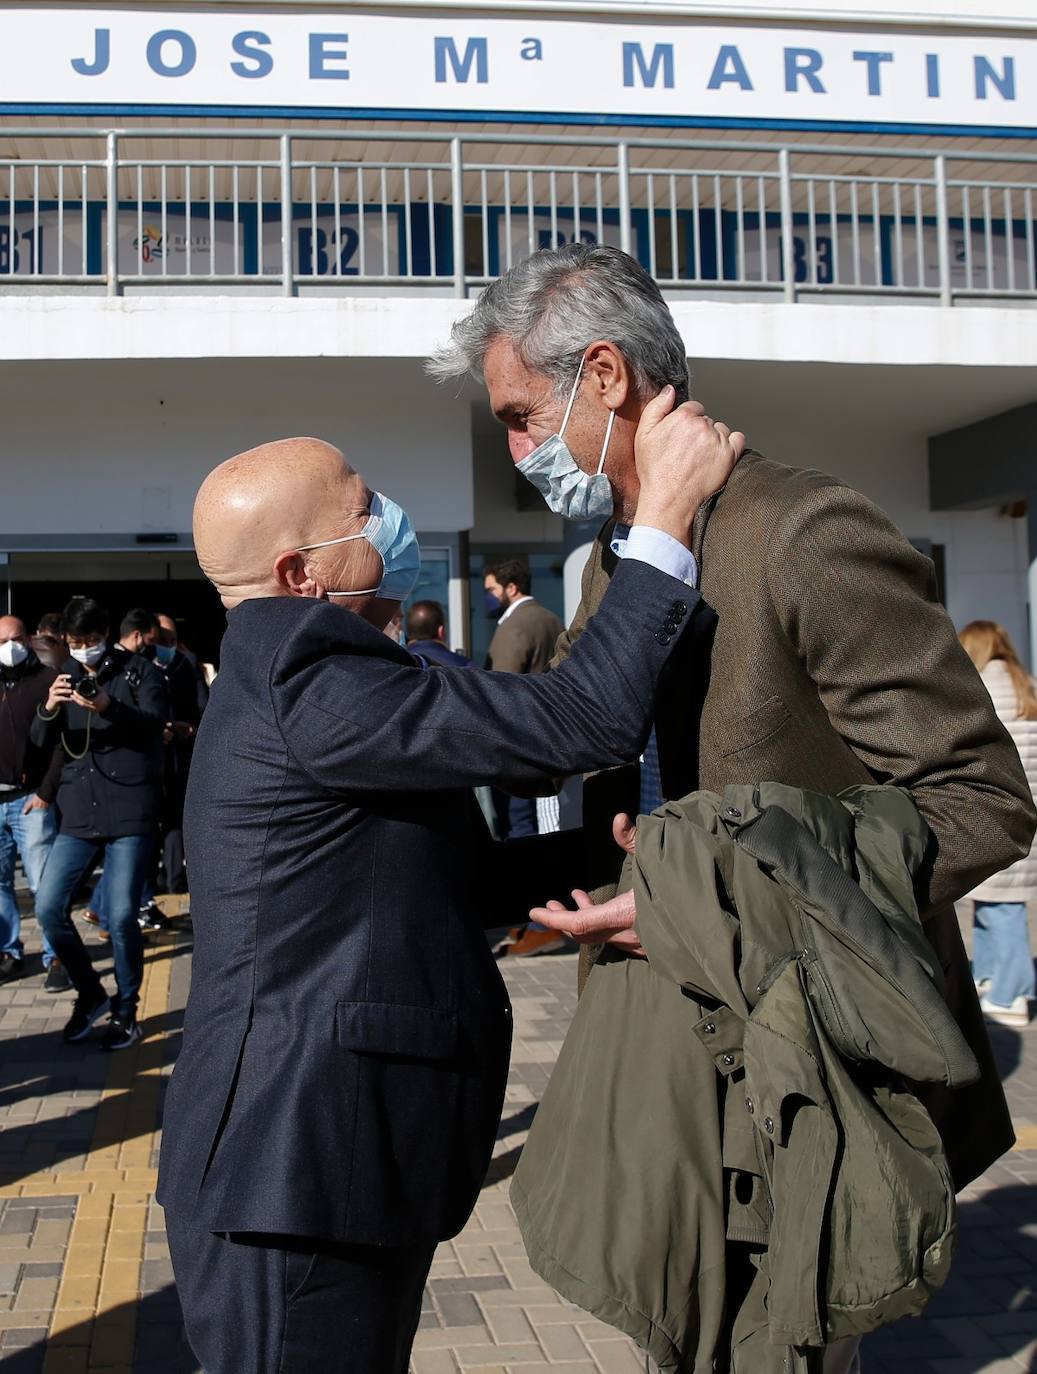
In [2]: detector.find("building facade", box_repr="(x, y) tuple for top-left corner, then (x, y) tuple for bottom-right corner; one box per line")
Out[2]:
(1, 0), (1035, 665)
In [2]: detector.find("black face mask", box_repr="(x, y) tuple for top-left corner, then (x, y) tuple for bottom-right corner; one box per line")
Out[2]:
(484, 590), (505, 621)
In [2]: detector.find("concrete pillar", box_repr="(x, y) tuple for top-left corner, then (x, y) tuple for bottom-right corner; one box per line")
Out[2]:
(563, 520), (599, 624)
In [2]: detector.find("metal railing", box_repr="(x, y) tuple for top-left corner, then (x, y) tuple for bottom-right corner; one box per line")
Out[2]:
(1, 127), (1036, 303)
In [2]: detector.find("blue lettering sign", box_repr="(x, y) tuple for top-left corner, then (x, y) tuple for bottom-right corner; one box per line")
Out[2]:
(520, 37), (543, 62)
(309, 34), (350, 81)
(434, 36), (489, 84)
(975, 56), (1015, 101)
(231, 31), (273, 79)
(707, 45), (753, 91)
(784, 48), (825, 94)
(71, 28), (110, 77)
(852, 50), (893, 96)
(146, 30), (197, 78)
(926, 53), (940, 98)
(622, 42), (674, 89)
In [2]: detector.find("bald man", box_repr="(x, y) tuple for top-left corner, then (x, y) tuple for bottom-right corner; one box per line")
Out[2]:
(158, 410), (744, 1374)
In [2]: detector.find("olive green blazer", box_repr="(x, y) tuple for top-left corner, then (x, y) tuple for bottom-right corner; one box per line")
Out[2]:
(552, 451), (1034, 1188)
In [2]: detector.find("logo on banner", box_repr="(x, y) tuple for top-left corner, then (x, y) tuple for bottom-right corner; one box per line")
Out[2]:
(133, 224), (165, 262)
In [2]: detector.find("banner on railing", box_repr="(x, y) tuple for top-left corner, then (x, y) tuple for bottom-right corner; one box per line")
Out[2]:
(1, 198), (1034, 291)
(0, 8), (1034, 130)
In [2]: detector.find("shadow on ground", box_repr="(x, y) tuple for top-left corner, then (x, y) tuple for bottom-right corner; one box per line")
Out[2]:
(864, 1183), (1037, 1372)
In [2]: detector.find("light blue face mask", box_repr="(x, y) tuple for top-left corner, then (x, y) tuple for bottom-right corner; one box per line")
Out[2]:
(515, 356), (616, 523)
(298, 491), (421, 602)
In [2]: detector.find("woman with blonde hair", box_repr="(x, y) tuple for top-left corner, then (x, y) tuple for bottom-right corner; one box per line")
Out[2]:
(959, 620), (1037, 1027)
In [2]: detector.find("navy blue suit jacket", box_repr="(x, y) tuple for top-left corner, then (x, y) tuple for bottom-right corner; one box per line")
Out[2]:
(157, 558), (700, 1245)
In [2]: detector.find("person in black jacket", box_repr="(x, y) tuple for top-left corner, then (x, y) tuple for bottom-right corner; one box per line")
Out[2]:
(151, 612), (208, 897)
(31, 597), (169, 1050)
(0, 615), (65, 989)
(157, 406), (743, 1374)
(405, 599), (472, 668)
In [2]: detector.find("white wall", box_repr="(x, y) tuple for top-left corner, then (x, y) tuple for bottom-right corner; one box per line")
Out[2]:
(0, 357), (472, 538)
(695, 358), (1033, 652)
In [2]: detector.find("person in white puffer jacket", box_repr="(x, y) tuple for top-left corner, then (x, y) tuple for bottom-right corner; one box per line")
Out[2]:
(960, 621), (1037, 1028)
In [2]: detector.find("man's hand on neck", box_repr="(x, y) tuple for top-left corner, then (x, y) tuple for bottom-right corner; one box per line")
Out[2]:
(630, 387), (745, 548)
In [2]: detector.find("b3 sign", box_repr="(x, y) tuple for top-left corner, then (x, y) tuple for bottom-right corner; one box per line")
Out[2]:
(0, 8), (1034, 130)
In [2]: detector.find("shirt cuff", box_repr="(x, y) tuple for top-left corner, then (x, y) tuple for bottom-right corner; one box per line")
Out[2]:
(623, 526), (699, 588)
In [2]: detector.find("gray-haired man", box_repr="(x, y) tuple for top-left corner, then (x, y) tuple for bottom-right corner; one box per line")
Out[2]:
(430, 244), (1033, 1373)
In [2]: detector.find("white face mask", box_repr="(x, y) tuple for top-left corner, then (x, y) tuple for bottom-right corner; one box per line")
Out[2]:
(0, 640), (28, 669)
(515, 356), (616, 523)
(70, 641), (106, 668)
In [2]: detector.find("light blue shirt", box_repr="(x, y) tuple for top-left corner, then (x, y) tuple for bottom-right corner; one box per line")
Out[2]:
(611, 524), (699, 589)
(609, 523), (697, 818)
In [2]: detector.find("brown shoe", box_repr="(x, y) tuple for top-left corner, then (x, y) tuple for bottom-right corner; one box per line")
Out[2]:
(503, 928), (568, 958)
(80, 909), (101, 926)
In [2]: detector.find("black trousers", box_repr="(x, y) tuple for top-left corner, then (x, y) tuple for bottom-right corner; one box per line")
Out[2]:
(166, 1213), (435, 1374)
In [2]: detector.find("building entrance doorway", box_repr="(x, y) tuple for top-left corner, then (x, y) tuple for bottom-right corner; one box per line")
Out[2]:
(3, 551), (226, 668)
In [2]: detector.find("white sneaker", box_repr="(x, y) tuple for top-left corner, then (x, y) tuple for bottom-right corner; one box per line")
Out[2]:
(979, 996), (1030, 1029)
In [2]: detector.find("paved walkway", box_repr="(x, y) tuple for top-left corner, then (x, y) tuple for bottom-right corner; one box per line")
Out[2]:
(0, 900), (1034, 1373)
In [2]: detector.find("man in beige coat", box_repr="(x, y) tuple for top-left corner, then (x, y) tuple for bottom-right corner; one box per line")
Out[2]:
(431, 243), (1036, 1373)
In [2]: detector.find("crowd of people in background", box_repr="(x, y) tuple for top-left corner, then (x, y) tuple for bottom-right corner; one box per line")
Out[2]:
(0, 599), (208, 1050)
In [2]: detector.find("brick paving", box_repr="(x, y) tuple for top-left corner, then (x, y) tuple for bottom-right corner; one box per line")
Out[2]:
(0, 896), (1034, 1373)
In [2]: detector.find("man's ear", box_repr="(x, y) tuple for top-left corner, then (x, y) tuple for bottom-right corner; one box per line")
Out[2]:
(436, 625), (447, 643)
(584, 340), (632, 413)
(273, 549), (325, 599)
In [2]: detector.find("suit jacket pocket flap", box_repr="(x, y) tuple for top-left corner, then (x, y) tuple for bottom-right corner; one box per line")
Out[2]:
(717, 696), (791, 758)
(335, 1001), (458, 1060)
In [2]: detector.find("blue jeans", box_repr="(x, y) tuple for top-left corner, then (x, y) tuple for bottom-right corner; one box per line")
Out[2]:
(92, 835), (158, 930)
(36, 833), (150, 1021)
(973, 901), (1036, 1007)
(0, 796), (57, 963)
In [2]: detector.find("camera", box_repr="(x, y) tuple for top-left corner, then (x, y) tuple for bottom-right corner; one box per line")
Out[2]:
(74, 674), (100, 701)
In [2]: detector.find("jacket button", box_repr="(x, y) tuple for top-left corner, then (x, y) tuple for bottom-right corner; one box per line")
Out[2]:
(664, 620), (679, 635)
(745, 1097), (755, 1114)
(725, 806), (742, 820)
(673, 600), (688, 616)
(703, 1022), (716, 1035)
(721, 1053), (735, 1067)
(763, 1117), (774, 1134)
(654, 631), (671, 645)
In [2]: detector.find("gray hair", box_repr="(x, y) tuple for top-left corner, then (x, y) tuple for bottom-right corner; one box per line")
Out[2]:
(427, 244), (690, 401)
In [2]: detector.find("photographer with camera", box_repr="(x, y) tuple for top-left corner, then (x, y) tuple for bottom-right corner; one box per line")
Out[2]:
(32, 598), (168, 1050)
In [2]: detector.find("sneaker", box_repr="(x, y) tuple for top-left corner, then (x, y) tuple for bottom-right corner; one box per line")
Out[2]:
(101, 1017), (142, 1052)
(979, 996), (1031, 1029)
(500, 927), (568, 958)
(138, 901), (168, 932)
(43, 961), (73, 994)
(0, 953), (26, 985)
(62, 989), (110, 1043)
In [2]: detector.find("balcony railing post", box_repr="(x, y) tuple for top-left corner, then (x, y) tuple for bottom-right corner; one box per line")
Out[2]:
(618, 143), (632, 257)
(280, 134), (294, 297)
(779, 148), (795, 303)
(105, 132), (119, 297)
(450, 137), (465, 298)
(934, 154), (952, 308)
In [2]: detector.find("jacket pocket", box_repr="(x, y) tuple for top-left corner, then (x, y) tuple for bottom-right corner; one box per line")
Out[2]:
(335, 1001), (458, 1060)
(716, 696), (791, 758)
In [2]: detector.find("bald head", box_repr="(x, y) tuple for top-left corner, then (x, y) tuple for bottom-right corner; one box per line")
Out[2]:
(0, 616), (26, 643)
(194, 438), (382, 610)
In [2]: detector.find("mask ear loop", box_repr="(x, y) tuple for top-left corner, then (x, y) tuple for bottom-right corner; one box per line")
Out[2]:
(296, 530), (383, 598)
(557, 356), (587, 440)
(597, 409), (616, 476)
